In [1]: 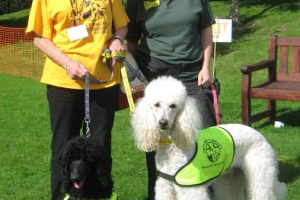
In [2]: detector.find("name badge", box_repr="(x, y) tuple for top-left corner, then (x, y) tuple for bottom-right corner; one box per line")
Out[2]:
(66, 24), (89, 41)
(144, 0), (160, 11)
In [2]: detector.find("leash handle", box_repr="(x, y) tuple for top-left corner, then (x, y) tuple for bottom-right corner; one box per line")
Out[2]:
(102, 48), (126, 65)
(102, 49), (113, 66)
(111, 51), (126, 62)
(102, 49), (135, 112)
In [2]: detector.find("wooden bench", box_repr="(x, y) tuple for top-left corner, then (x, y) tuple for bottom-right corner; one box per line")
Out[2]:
(241, 35), (300, 126)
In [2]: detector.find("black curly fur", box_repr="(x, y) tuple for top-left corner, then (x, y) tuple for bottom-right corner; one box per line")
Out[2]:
(60, 136), (113, 199)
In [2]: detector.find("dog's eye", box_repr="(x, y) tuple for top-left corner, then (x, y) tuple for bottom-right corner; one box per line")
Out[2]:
(154, 102), (160, 107)
(170, 104), (176, 109)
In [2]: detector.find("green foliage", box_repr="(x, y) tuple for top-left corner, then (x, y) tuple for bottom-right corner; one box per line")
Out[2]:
(0, 9), (30, 27)
(0, 0), (31, 15)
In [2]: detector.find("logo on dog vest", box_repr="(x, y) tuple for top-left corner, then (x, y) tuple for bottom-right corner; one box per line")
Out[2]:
(173, 126), (235, 186)
(204, 138), (222, 162)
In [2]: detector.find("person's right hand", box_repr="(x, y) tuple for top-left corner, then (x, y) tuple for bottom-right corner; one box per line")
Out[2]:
(65, 59), (87, 80)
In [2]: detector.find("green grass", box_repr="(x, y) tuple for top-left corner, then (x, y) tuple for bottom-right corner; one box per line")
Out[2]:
(0, 1), (300, 199)
(1, 73), (299, 199)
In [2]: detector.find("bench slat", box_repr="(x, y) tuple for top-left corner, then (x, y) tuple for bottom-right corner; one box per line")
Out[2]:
(277, 37), (300, 46)
(292, 47), (300, 73)
(251, 89), (300, 101)
(279, 46), (289, 73)
(277, 72), (300, 81)
(251, 81), (300, 101)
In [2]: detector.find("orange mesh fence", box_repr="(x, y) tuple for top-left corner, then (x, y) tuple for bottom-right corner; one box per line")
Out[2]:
(0, 26), (45, 80)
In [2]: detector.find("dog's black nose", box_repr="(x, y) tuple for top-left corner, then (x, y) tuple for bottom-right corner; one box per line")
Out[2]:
(71, 175), (80, 183)
(159, 119), (168, 129)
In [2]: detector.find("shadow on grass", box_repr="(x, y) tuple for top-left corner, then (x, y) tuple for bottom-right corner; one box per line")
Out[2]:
(276, 108), (300, 127)
(241, 0), (300, 13)
(216, 0), (300, 56)
(278, 155), (300, 183)
(257, 108), (300, 128)
(238, 0), (300, 29)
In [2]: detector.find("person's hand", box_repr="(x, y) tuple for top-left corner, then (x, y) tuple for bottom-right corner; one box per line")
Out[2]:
(108, 37), (126, 66)
(64, 58), (87, 80)
(197, 67), (212, 88)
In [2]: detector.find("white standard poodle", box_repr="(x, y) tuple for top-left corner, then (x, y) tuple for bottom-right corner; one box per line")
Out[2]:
(131, 76), (287, 200)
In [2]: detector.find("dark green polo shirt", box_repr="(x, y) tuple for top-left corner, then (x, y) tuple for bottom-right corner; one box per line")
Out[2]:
(127, 0), (215, 65)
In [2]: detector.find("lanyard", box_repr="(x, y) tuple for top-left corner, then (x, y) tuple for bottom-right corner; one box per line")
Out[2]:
(70, 0), (85, 25)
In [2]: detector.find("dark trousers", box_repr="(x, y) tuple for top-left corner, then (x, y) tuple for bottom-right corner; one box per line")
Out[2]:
(47, 85), (118, 200)
(135, 50), (217, 199)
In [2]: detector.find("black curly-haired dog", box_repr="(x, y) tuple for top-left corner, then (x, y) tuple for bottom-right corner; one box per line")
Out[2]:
(60, 136), (113, 200)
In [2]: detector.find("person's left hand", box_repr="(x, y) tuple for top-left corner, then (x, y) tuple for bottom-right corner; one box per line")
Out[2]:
(198, 67), (212, 88)
(108, 38), (125, 66)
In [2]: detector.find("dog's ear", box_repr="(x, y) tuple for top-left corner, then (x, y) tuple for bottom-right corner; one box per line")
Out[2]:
(94, 160), (113, 197)
(59, 137), (83, 175)
(131, 98), (160, 152)
(173, 97), (202, 148)
(60, 144), (73, 176)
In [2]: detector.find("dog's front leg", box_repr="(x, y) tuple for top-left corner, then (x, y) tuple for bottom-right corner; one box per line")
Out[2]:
(155, 178), (175, 200)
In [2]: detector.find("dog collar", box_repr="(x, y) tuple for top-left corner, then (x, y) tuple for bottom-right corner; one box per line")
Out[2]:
(158, 126), (235, 186)
(159, 137), (173, 144)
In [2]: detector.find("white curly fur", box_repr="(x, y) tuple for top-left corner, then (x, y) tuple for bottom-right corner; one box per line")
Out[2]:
(131, 76), (287, 200)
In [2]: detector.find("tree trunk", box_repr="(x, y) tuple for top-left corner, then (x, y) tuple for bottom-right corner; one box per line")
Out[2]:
(230, 0), (239, 23)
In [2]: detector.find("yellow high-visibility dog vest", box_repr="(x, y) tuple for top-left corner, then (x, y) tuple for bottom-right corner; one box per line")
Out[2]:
(158, 126), (235, 186)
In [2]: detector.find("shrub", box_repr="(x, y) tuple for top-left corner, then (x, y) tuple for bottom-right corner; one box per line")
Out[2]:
(0, 0), (32, 15)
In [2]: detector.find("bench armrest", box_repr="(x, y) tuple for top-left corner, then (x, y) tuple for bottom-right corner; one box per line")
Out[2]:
(241, 59), (276, 74)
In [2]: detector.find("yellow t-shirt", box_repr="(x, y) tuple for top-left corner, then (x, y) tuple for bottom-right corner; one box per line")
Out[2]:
(26, 0), (129, 89)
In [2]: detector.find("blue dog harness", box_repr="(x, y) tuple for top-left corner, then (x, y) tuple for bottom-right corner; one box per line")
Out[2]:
(158, 126), (235, 186)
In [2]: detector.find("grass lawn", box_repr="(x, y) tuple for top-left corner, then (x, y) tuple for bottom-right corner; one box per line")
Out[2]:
(0, 1), (300, 199)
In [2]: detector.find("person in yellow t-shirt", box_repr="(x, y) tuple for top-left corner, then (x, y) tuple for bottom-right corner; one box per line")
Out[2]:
(26, 0), (129, 199)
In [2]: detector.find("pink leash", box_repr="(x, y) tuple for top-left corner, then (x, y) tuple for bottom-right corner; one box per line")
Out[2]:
(211, 84), (221, 125)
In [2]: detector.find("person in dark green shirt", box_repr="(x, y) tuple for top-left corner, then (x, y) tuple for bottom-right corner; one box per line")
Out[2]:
(126, 0), (216, 199)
